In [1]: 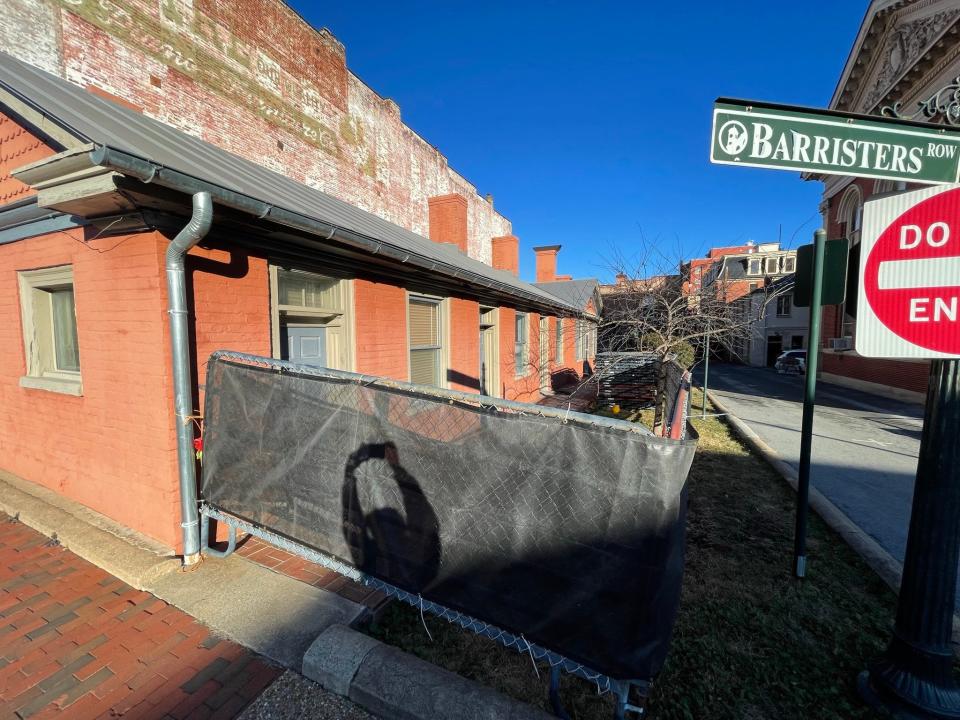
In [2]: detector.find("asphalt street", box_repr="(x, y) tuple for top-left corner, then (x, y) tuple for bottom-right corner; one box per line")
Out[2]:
(694, 363), (924, 568)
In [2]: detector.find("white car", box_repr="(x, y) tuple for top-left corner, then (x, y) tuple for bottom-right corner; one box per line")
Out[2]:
(775, 349), (807, 374)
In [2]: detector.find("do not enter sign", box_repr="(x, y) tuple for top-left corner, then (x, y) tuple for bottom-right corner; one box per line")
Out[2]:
(858, 184), (960, 358)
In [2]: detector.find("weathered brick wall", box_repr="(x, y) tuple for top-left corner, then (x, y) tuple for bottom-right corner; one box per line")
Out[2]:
(0, 227), (181, 549)
(188, 245), (272, 391)
(821, 352), (930, 395)
(496, 308), (542, 403)
(0, 110), (56, 204)
(353, 279), (408, 380)
(0, 0), (512, 262)
(448, 297), (480, 392)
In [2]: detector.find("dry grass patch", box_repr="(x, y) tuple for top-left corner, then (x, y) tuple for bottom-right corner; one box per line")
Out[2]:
(366, 390), (897, 719)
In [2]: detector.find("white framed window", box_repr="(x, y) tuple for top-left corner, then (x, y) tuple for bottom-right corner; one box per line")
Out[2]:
(18, 265), (82, 396)
(783, 255), (796, 273)
(576, 319), (596, 360)
(514, 312), (529, 376)
(555, 318), (563, 363)
(764, 256), (779, 274)
(837, 185), (864, 334)
(776, 294), (792, 318)
(748, 258), (761, 276)
(270, 266), (353, 370)
(409, 295), (444, 387)
(838, 185), (863, 243)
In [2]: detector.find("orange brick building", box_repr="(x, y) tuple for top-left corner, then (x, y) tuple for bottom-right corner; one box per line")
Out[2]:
(0, 5), (597, 555)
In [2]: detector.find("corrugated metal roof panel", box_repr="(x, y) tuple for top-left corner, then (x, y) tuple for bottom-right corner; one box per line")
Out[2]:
(0, 51), (576, 312)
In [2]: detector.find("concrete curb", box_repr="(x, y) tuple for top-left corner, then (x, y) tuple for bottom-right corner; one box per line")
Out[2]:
(303, 624), (554, 720)
(150, 554), (367, 669)
(704, 391), (904, 592)
(0, 469), (181, 589)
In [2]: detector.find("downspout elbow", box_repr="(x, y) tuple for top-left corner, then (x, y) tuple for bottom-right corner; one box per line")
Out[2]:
(167, 192), (213, 268)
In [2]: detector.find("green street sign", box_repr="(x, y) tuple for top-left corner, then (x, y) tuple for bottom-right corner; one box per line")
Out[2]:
(794, 238), (849, 307)
(711, 99), (960, 184)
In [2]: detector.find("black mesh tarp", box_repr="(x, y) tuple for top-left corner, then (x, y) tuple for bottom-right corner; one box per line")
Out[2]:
(201, 352), (697, 680)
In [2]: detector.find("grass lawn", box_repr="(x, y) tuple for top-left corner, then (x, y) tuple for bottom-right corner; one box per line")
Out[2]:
(365, 389), (899, 719)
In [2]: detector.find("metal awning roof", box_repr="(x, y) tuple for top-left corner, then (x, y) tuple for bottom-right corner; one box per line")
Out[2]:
(0, 51), (580, 314)
(533, 278), (600, 314)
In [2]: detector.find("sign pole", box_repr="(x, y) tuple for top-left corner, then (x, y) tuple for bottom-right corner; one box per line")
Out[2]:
(793, 228), (826, 579)
(859, 360), (960, 717)
(702, 331), (710, 419)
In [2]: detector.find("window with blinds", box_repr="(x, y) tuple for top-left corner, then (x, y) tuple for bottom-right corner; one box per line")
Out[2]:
(409, 297), (442, 387)
(277, 268), (343, 312)
(555, 318), (563, 363)
(576, 319), (596, 361)
(514, 312), (529, 375)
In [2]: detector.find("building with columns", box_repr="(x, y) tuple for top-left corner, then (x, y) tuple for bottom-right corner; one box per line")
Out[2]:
(812, 0), (960, 402)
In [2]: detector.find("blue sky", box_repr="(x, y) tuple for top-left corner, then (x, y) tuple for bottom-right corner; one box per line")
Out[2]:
(291, 2), (867, 283)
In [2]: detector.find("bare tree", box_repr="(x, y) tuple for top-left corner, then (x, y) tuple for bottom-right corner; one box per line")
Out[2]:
(597, 238), (789, 430)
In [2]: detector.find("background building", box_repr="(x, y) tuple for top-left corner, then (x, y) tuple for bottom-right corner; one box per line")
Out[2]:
(810, 0), (960, 402)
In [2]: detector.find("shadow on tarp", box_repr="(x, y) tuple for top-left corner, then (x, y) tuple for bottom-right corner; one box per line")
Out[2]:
(200, 352), (697, 682)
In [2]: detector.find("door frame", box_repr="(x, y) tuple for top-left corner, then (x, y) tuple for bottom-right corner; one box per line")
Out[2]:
(479, 306), (499, 397)
(539, 315), (550, 392)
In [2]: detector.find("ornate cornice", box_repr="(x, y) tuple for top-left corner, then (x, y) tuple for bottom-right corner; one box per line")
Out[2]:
(834, 0), (960, 114)
(833, 0), (913, 112)
(858, 5), (960, 111)
(881, 74), (960, 121)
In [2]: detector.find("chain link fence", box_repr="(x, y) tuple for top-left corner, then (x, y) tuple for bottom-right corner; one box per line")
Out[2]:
(200, 351), (697, 686)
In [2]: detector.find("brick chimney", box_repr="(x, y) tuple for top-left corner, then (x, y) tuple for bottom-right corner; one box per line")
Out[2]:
(428, 193), (468, 253)
(534, 245), (561, 283)
(556, 274), (573, 281)
(491, 235), (519, 277)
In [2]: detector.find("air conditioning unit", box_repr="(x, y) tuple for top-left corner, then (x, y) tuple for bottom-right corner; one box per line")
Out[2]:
(830, 336), (853, 350)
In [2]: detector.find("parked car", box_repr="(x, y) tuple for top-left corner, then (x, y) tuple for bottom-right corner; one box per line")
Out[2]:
(775, 349), (807, 374)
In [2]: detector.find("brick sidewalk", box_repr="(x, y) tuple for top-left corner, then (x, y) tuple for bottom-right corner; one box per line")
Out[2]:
(234, 535), (386, 611)
(0, 515), (282, 719)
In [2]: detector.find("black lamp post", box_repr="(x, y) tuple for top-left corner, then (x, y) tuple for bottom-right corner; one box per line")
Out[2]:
(859, 359), (960, 718)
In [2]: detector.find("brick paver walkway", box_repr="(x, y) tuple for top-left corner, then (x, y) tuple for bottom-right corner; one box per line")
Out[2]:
(537, 378), (598, 413)
(0, 515), (282, 719)
(234, 536), (386, 611)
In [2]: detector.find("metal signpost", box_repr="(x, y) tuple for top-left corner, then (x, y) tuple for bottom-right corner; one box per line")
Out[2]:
(711, 98), (960, 719)
(792, 237), (847, 578)
(790, 229), (826, 579)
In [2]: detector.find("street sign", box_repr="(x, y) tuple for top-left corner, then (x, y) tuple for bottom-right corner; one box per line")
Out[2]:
(857, 184), (960, 358)
(711, 99), (960, 185)
(794, 238), (849, 307)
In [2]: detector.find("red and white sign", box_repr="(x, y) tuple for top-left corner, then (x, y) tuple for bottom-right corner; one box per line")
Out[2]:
(858, 184), (960, 358)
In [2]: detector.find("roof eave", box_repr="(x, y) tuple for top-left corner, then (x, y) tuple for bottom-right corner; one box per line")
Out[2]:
(13, 145), (579, 316)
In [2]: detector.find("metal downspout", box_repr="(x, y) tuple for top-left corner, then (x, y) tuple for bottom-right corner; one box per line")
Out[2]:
(166, 192), (213, 566)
